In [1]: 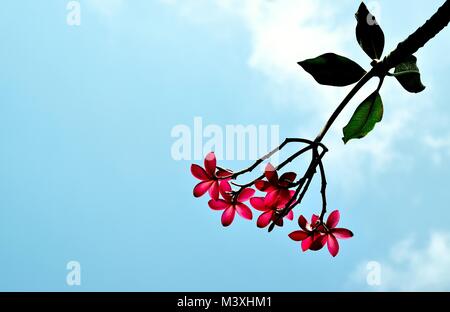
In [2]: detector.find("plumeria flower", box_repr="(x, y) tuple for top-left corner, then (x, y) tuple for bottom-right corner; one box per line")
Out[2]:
(317, 210), (353, 257)
(191, 152), (231, 200)
(255, 163), (296, 206)
(208, 181), (255, 227)
(250, 191), (295, 228)
(289, 211), (353, 257)
(289, 214), (325, 252)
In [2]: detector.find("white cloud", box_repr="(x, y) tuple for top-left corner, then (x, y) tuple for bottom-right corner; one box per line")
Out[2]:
(351, 232), (450, 291)
(162, 0), (440, 185)
(161, 0), (348, 80)
(87, 0), (124, 17)
(239, 0), (347, 83)
(423, 134), (450, 165)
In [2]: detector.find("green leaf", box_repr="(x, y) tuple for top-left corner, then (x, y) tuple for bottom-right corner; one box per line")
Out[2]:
(298, 53), (366, 87)
(393, 55), (426, 93)
(355, 2), (385, 60)
(342, 92), (383, 143)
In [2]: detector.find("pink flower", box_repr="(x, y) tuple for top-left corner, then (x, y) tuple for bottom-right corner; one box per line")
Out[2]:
(319, 210), (353, 257)
(289, 210), (353, 257)
(289, 214), (325, 252)
(250, 192), (295, 228)
(208, 181), (255, 227)
(191, 152), (231, 200)
(255, 163), (296, 205)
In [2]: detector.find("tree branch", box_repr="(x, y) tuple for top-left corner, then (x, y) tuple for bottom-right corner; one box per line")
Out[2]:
(209, 1), (450, 233)
(266, 1), (450, 230)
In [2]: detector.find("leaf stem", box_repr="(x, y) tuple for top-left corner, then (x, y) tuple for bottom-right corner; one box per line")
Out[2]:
(314, 69), (376, 143)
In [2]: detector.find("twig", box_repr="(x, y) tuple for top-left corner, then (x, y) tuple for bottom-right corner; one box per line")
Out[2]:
(317, 153), (327, 222)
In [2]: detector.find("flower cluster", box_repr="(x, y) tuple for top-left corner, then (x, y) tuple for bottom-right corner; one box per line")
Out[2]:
(191, 152), (296, 228)
(191, 152), (353, 257)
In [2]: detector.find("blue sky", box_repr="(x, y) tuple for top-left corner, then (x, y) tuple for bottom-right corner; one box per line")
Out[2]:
(1, 0), (450, 291)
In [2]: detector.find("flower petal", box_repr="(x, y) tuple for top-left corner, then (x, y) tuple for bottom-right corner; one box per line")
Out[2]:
(311, 214), (319, 225)
(219, 180), (233, 201)
(301, 235), (314, 251)
(298, 215), (308, 231)
(255, 180), (273, 192)
(279, 172), (297, 183)
(264, 163), (278, 184)
(235, 203), (253, 220)
(326, 210), (340, 229)
(286, 210), (294, 221)
(208, 199), (229, 210)
(191, 164), (209, 180)
(221, 207), (236, 227)
(257, 211), (273, 228)
(216, 168), (232, 178)
(264, 190), (280, 207)
(237, 188), (255, 202)
(276, 189), (292, 206)
(276, 190), (297, 207)
(250, 197), (266, 211)
(332, 228), (354, 239)
(327, 234), (340, 257)
(289, 230), (309, 241)
(309, 233), (327, 251)
(204, 152), (217, 176)
(208, 181), (220, 200)
(193, 181), (213, 197)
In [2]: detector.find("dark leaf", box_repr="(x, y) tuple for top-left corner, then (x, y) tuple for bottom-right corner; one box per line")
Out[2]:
(355, 2), (385, 60)
(393, 55), (426, 93)
(298, 53), (366, 87)
(342, 92), (383, 143)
